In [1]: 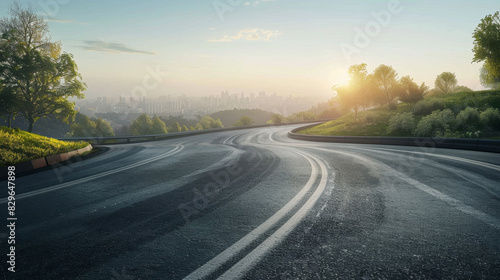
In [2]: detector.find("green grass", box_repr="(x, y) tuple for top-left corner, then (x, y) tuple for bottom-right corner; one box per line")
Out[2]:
(300, 90), (500, 138)
(0, 126), (89, 166)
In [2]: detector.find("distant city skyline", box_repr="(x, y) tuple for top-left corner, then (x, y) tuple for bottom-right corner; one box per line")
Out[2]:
(76, 90), (320, 119)
(1, 0), (498, 101)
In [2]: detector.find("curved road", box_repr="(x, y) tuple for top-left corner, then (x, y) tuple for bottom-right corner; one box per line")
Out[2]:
(2, 125), (500, 279)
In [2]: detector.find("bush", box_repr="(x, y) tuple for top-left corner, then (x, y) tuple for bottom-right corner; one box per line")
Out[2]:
(413, 98), (445, 115)
(480, 108), (500, 129)
(414, 109), (455, 137)
(456, 107), (481, 132)
(387, 112), (415, 135)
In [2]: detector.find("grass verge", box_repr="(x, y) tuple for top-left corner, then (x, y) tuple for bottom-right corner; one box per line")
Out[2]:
(299, 90), (500, 138)
(0, 126), (89, 166)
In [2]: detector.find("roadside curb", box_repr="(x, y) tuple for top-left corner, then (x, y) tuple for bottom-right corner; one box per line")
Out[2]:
(288, 124), (500, 153)
(0, 144), (93, 179)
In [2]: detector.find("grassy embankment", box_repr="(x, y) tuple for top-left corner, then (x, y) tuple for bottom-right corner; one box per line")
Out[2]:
(299, 90), (500, 139)
(0, 126), (89, 166)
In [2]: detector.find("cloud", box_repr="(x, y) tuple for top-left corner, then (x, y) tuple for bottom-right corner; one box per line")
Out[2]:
(45, 18), (88, 25)
(77, 40), (157, 55)
(209, 28), (282, 42)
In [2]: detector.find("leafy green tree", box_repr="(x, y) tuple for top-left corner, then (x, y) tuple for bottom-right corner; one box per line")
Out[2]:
(233, 116), (254, 126)
(0, 4), (86, 132)
(434, 72), (457, 94)
(473, 11), (500, 89)
(480, 66), (500, 89)
(269, 113), (285, 124)
(151, 116), (168, 134)
(70, 113), (95, 137)
(130, 113), (153, 135)
(397, 76), (428, 105)
(372, 64), (398, 110)
(0, 85), (18, 128)
(95, 118), (114, 137)
(194, 123), (204, 130)
(453, 85), (473, 93)
(69, 113), (114, 137)
(199, 116), (224, 129)
(182, 125), (189, 131)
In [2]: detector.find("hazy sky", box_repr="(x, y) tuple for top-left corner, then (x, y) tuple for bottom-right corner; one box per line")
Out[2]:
(1, 0), (498, 101)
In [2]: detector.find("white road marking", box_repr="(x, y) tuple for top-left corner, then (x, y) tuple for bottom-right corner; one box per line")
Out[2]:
(0, 145), (184, 204)
(183, 150), (326, 280)
(304, 146), (500, 231)
(218, 153), (329, 279)
(362, 147), (500, 172)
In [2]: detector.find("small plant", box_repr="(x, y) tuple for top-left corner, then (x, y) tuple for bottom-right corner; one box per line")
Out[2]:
(413, 98), (445, 115)
(456, 107), (481, 132)
(414, 109), (455, 137)
(387, 112), (415, 135)
(480, 108), (500, 129)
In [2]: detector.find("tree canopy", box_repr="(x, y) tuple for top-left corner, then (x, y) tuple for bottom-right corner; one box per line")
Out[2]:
(434, 72), (458, 95)
(0, 3), (86, 132)
(372, 64), (398, 109)
(473, 11), (500, 89)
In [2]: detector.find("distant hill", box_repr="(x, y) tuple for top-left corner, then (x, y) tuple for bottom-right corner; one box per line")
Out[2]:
(210, 109), (274, 127)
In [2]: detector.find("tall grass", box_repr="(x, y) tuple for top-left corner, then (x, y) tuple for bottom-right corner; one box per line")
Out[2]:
(0, 126), (89, 166)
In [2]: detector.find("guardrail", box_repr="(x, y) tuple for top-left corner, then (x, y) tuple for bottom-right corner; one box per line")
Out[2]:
(59, 120), (331, 145)
(288, 124), (500, 153)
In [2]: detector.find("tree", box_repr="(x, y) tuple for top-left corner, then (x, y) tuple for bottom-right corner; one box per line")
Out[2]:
(270, 113), (285, 124)
(198, 116), (224, 129)
(397, 76), (428, 105)
(233, 115), (254, 127)
(0, 4), (86, 132)
(373, 64), (398, 110)
(95, 118), (114, 137)
(472, 11), (500, 89)
(151, 116), (168, 134)
(194, 123), (204, 130)
(0, 84), (18, 128)
(334, 64), (371, 120)
(130, 114), (153, 135)
(453, 85), (473, 93)
(69, 113), (114, 137)
(480, 66), (500, 89)
(70, 113), (95, 137)
(434, 72), (458, 94)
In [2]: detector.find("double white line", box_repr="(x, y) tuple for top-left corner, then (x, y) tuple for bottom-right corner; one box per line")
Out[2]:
(0, 145), (184, 204)
(183, 150), (329, 280)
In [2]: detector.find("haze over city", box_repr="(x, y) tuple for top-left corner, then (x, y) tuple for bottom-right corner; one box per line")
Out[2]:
(1, 0), (498, 101)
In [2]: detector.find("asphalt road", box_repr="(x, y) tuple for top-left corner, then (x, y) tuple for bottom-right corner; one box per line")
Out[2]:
(1, 125), (500, 279)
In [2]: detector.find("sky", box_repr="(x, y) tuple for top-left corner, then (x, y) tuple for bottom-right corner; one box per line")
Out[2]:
(0, 0), (498, 101)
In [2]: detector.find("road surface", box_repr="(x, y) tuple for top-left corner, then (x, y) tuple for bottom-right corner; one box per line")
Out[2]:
(1, 125), (500, 279)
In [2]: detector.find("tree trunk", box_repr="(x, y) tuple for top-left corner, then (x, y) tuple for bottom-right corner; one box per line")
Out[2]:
(28, 119), (34, 133)
(7, 114), (12, 128)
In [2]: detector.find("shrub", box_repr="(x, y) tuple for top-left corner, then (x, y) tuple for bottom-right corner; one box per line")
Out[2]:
(414, 109), (455, 137)
(480, 108), (500, 129)
(413, 98), (445, 115)
(388, 102), (398, 111)
(387, 112), (415, 135)
(456, 107), (481, 132)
